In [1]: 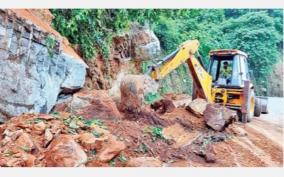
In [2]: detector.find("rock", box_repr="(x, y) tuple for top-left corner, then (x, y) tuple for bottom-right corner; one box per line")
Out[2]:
(15, 133), (36, 153)
(32, 121), (46, 135)
(226, 124), (247, 137)
(22, 153), (36, 167)
(130, 23), (161, 61)
(173, 98), (192, 108)
(120, 75), (145, 112)
(151, 99), (176, 114)
(204, 104), (237, 131)
(163, 123), (199, 148)
(204, 145), (216, 163)
(192, 142), (216, 163)
(45, 135), (87, 167)
(127, 157), (162, 167)
(3, 129), (24, 141)
(78, 133), (108, 151)
(98, 137), (126, 162)
(44, 128), (53, 147)
(69, 90), (122, 120)
(186, 98), (208, 117)
(0, 9), (87, 121)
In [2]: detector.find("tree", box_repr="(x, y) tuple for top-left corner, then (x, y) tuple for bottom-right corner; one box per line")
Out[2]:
(221, 11), (281, 94)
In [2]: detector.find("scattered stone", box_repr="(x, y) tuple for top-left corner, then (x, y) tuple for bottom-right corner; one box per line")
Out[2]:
(204, 145), (216, 163)
(45, 135), (87, 167)
(44, 129), (53, 148)
(226, 124), (247, 137)
(22, 153), (36, 167)
(15, 133), (35, 153)
(98, 137), (126, 162)
(32, 121), (46, 135)
(127, 157), (162, 167)
(186, 98), (208, 117)
(78, 133), (108, 151)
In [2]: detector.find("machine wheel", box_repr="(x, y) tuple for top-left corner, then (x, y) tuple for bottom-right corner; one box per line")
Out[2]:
(254, 98), (261, 117)
(241, 91), (255, 123)
(247, 93), (255, 122)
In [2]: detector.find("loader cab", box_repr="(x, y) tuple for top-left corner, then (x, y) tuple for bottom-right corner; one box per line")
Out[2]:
(208, 50), (250, 88)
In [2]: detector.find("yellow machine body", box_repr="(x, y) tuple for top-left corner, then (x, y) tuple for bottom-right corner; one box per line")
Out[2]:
(148, 39), (260, 122)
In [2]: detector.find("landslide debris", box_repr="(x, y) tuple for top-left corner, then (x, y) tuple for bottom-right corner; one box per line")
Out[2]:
(0, 90), (282, 167)
(0, 113), (125, 167)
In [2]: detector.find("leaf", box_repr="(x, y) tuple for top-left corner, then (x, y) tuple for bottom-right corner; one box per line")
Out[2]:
(92, 130), (104, 138)
(118, 155), (128, 163)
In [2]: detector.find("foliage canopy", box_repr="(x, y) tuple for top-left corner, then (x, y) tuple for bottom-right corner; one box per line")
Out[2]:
(51, 9), (283, 95)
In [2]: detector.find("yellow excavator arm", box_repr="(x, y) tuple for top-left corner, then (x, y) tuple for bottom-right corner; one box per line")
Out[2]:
(147, 40), (213, 103)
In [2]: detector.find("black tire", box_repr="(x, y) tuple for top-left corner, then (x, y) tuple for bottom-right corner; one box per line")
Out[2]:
(241, 113), (248, 123)
(254, 98), (261, 117)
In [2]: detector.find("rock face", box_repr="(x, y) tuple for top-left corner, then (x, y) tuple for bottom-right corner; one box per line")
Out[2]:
(204, 104), (237, 131)
(130, 23), (161, 61)
(85, 23), (160, 91)
(0, 10), (87, 121)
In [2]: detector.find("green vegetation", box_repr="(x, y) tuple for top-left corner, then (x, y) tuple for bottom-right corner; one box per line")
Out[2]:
(26, 118), (44, 124)
(45, 35), (57, 58)
(118, 155), (128, 163)
(134, 143), (149, 154)
(92, 130), (104, 138)
(144, 126), (166, 141)
(51, 9), (283, 96)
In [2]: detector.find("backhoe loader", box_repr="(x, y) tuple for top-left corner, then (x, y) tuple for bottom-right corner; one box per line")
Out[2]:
(146, 40), (268, 123)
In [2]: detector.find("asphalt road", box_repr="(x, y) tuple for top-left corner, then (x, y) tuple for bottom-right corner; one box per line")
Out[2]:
(258, 97), (284, 126)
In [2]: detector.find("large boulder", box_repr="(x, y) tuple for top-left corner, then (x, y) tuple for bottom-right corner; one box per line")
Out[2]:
(120, 74), (158, 112)
(54, 89), (122, 120)
(204, 104), (237, 131)
(186, 98), (208, 117)
(0, 10), (87, 121)
(45, 135), (88, 167)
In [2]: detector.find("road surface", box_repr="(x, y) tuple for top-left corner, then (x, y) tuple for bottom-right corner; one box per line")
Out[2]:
(258, 97), (284, 125)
